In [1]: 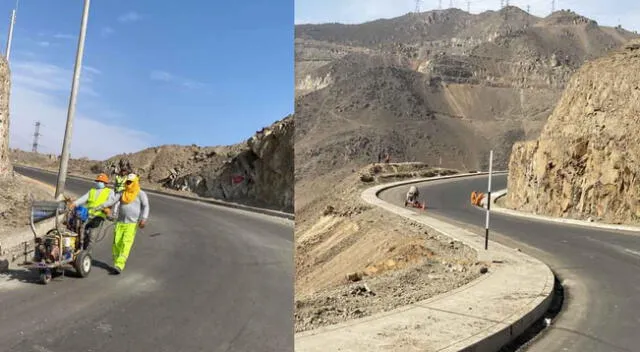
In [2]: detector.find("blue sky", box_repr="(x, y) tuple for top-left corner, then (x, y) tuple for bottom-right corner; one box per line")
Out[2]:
(295, 0), (640, 31)
(1, 0), (293, 160)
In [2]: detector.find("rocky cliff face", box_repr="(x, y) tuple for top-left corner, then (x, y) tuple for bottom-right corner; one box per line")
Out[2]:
(66, 117), (295, 213)
(161, 116), (294, 212)
(505, 39), (640, 224)
(0, 58), (12, 177)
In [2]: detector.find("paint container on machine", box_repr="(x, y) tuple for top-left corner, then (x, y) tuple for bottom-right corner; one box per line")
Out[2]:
(63, 237), (73, 260)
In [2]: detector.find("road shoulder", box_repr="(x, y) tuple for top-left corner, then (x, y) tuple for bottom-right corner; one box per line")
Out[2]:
(487, 189), (640, 233)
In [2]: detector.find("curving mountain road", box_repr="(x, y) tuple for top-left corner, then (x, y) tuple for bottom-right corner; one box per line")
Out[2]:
(0, 167), (293, 352)
(380, 174), (640, 352)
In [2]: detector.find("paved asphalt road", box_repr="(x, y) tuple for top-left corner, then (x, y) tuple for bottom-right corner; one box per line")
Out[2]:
(0, 167), (293, 352)
(380, 174), (640, 352)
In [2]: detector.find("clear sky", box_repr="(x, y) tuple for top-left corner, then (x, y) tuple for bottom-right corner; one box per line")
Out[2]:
(295, 0), (640, 32)
(0, 0), (293, 160)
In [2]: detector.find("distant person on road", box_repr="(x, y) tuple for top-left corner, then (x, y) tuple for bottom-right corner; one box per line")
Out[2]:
(114, 159), (132, 194)
(70, 173), (116, 252)
(405, 185), (420, 206)
(97, 173), (149, 275)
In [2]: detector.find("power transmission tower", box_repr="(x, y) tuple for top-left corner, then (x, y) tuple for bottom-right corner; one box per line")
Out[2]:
(450, 0), (453, 8)
(527, 4), (530, 12)
(415, 0), (421, 13)
(551, 0), (555, 13)
(501, 0), (504, 8)
(467, 0), (470, 12)
(32, 121), (41, 153)
(439, 0), (442, 9)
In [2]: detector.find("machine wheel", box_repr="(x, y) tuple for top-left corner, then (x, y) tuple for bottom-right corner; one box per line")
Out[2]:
(52, 267), (64, 277)
(74, 251), (92, 278)
(40, 269), (52, 285)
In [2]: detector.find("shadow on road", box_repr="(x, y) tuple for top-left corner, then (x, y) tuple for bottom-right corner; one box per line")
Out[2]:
(1, 258), (116, 285)
(1, 267), (42, 284)
(92, 259), (113, 273)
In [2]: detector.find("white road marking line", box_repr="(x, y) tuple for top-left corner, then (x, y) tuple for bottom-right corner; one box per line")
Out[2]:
(624, 248), (640, 258)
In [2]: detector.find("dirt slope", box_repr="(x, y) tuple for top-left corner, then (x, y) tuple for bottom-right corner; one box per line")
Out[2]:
(295, 7), (639, 186)
(505, 39), (640, 225)
(295, 163), (484, 332)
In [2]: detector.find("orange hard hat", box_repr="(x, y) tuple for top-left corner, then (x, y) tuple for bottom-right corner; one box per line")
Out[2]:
(95, 173), (109, 183)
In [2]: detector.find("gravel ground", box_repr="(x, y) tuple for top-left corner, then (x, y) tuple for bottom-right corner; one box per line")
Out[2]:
(0, 174), (55, 238)
(294, 164), (487, 333)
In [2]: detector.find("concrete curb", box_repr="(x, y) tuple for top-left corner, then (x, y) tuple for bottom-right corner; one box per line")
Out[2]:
(294, 170), (554, 352)
(15, 165), (295, 221)
(484, 189), (640, 232)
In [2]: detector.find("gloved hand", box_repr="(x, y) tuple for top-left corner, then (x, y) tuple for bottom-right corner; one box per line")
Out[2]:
(138, 220), (146, 229)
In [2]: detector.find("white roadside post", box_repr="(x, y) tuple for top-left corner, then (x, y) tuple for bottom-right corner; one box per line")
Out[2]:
(485, 150), (493, 250)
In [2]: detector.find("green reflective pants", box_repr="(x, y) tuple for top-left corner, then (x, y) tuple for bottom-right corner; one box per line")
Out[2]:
(113, 222), (138, 270)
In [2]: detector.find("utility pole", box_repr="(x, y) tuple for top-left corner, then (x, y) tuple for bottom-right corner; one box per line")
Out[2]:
(4, 4), (16, 62)
(32, 121), (41, 153)
(484, 150), (493, 250)
(505, 0), (510, 19)
(55, 0), (90, 200)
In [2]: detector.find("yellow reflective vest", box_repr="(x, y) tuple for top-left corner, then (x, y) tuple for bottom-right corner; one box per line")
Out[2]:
(86, 188), (112, 218)
(114, 175), (126, 193)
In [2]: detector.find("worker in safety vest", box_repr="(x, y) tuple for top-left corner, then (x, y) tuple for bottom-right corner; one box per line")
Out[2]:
(113, 159), (132, 194)
(71, 173), (117, 251)
(97, 173), (150, 275)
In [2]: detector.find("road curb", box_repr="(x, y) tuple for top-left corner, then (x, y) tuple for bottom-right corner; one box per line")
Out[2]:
(486, 189), (640, 233)
(369, 173), (554, 352)
(15, 165), (295, 221)
(295, 170), (554, 352)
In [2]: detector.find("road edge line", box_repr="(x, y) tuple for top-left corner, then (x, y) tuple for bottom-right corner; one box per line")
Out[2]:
(485, 189), (640, 232)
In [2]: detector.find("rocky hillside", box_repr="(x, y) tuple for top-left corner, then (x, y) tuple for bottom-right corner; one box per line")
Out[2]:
(13, 116), (294, 213)
(505, 39), (640, 224)
(295, 7), (638, 183)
